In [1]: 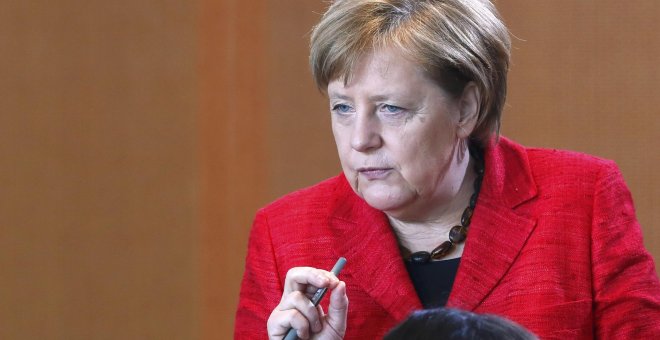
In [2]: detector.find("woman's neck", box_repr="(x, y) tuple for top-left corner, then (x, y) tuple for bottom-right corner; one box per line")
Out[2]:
(388, 154), (476, 258)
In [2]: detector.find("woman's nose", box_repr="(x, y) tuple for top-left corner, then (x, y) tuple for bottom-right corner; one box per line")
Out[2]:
(350, 113), (382, 152)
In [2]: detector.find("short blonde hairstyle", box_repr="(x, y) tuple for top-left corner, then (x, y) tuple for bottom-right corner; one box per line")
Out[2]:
(310, 0), (511, 144)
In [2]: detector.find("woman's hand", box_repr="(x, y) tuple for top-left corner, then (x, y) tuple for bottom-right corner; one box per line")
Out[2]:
(267, 267), (349, 339)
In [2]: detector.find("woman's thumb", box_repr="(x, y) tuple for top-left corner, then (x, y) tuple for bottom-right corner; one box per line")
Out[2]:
(324, 281), (349, 338)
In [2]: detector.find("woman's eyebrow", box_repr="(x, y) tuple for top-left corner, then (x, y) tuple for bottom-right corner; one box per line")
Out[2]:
(328, 93), (351, 100)
(329, 90), (417, 103)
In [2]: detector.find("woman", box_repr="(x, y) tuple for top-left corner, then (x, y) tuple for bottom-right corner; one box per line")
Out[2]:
(235, 0), (660, 339)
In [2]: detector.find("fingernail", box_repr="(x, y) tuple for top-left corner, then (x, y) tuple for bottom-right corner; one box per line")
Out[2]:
(315, 320), (322, 332)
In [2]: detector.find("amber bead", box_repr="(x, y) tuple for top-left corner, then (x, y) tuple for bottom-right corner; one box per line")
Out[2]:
(461, 206), (474, 226)
(449, 225), (467, 243)
(410, 251), (431, 263)
(431, 241), (453, 260)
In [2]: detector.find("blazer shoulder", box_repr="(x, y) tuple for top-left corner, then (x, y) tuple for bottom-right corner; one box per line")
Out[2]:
(526, 145), (610, 165)
(519, 145), (629, 210)
(524, 145), (615, 179)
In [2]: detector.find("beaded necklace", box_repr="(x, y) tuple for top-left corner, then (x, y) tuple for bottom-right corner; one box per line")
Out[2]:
(400, 145), (484, 263)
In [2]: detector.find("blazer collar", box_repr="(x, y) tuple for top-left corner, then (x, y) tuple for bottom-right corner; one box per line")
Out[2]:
(327, 137), (538, 319)
(447, 137), (538, 311)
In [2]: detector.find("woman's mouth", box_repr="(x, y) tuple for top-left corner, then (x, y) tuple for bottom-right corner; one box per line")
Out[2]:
(357, 168), (392, 180)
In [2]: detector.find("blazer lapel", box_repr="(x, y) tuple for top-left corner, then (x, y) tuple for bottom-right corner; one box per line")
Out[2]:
(448, 137), (538, 311)
(328, 176), (422, 321)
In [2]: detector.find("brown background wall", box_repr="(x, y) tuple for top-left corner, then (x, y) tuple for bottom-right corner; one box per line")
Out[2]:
(0, 1), (199, 339)
(1, 1), (658, 339)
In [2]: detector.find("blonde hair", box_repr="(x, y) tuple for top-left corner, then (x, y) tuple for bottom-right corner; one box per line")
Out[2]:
(310, 0), (511, 144)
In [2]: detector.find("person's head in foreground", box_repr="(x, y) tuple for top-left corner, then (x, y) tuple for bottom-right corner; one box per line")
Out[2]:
(234, 1), (660, 339)
(384, 308), (537, 340)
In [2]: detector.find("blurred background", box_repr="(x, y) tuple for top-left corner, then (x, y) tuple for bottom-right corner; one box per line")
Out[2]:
(1, 0), (658, 339)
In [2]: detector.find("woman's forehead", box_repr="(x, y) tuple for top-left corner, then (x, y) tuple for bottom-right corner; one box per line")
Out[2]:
(331, 49), (427, 83)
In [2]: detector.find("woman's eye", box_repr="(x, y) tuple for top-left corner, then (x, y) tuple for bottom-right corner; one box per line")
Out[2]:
(381, 104), (403, 114)
(332, 104), (353, 113)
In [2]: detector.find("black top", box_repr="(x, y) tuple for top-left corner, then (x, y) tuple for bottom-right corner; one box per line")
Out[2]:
(404, 258), (461, 308)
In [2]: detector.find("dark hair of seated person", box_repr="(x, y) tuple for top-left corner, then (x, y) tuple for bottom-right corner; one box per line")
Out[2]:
(383, 308), (537, 340)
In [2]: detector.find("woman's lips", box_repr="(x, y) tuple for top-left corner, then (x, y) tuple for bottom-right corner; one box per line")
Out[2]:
(357, 168), (392, 180)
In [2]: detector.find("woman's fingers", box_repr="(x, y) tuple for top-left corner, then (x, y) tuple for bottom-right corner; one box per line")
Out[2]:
(267, 291), (324, 339)
(268, 267), (346, 339)
(277, 291), (323, 333)
(284, 267), (339, 296)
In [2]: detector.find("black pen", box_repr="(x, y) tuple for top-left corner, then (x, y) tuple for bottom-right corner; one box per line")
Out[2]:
(283, 257), (347, 340)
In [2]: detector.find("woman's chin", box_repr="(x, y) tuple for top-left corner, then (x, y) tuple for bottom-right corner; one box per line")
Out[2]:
(360, 189), (411, 214)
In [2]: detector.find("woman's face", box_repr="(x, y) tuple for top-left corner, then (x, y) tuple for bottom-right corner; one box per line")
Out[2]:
(328, 49), (472, 222)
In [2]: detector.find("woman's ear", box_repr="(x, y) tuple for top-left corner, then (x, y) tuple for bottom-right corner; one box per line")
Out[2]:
(456, 82), (480, 139)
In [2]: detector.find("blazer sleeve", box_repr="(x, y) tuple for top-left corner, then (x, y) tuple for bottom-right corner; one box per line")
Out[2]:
(591, 161), (660, 338)
(235, 210), (283, 339)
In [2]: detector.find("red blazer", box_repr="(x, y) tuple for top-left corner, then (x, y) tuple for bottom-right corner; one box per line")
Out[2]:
(235, 137), (660, 339)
